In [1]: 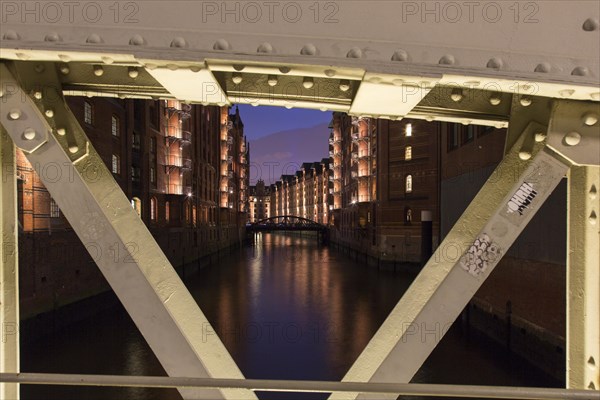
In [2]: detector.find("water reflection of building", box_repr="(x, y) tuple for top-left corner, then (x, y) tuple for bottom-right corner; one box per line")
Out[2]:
(16, 97), (249, 319)
(248, 179), (271, 222)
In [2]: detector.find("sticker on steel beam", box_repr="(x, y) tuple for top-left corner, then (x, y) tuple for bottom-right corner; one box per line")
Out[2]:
(459, 233), (503, 277)
(502, 159), (557, 227)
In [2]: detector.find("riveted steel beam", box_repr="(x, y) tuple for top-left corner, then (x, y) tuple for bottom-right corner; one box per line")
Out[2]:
(0, 61), (257, 400)
(567, 166), (600, 391)
(0, 129), (19, 400)
(330, 104), (572, 400)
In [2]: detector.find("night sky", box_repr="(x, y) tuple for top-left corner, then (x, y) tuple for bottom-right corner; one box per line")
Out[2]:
(235, 104), (332, 141)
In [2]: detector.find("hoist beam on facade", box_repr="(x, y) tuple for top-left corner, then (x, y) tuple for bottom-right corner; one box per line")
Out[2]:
(0, 130), (19, 400)
(330, 101), (576, 400)
(0, 61), (257, 400)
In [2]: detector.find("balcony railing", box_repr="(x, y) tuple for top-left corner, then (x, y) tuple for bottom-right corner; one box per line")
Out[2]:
(165, 124), (182, 139)
(166, 183), (191, 195)
(164, 155), (192, 169)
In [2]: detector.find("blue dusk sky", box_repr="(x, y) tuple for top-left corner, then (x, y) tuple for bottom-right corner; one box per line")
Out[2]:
(235, 104), (332, 140)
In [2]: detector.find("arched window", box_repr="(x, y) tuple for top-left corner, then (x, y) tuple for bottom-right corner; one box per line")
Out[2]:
(165, 201), (170, 222)
(405, 174), (413, 193)
(131, 197), (142, 216)
(405, 146), (412, 161)
(150, 197), (157, 221)
(405, 123), (412, 137)
(192, 205), (197, 227)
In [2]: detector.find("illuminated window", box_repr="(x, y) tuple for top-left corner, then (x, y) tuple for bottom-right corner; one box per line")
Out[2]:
(150, 197), (157, 221)
(150, 166), (156, 184)
(165, 201), (170, 222)
(405, 146), (412, 161)
(84, 101), (93, 124)
(111, 115), (119, 136)
(111, 154), (120, 174)
(406, 175), (413, 193)
(405, 123), (412, 137)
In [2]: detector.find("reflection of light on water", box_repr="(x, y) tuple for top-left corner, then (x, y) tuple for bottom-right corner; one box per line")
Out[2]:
(250, 233), (264, 305)
(123, 333), (153, 399)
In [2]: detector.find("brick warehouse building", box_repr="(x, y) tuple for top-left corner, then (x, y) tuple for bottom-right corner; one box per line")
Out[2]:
(17, 97), (249, 319)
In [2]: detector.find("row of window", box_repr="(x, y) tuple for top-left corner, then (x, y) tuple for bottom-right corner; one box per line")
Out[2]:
(447, 124), (494, 151)
(83, 101), (120, 137)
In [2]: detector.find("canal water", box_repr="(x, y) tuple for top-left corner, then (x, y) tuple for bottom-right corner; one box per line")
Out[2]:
(21, 233), (560, 400)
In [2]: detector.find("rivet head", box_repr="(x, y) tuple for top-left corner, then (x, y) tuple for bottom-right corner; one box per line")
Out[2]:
(8, 109), (22, 120)
(583, 18), (599, 31)
(45, 109), (54, 118)
(59, 64), (70, 75)
(346, 47), (363, 59)
(58, 54), (71, 63)
(324, 69), (336, 77)
(519, 151), (532, 160)
(391, 49), (408, 62)
(300, 44), (317, 56)
(339, 80), (351, 92)
(128, 67), (139, 79)
(232, 72), (243, 85)
(590, 185), (597, 200)
(170, 37), (188, 48)
(129, 34), (146, 46)
(213, 39), (231, 50)
(572, 67), (590, 76)
(44, 33), (62, 42)
(279, 67), (291, 74)
(487, 57), (503, 69)
(519, 96), (532, 107)
(93, 65), (104, 77)
(56, 128), (66, 136)
(302, 77), (314, 89)
(450, 88), (463, 102)
(33, 91), (43, 100)
(86, 34), (104, 44)
(3, 30), (20, 40)
(439, 54), (455, 65)
(489, 93), (502, 105)
(257, 42), (274, 53)
(583, 112), (598, 126)
(589, 211), (597, 225)
(591, 93), (600, 101)
(34, 64), (45, 73)
(534, 62), (551, 73)
(233, 65), (245, 72)
(23, 128), (36, 140)
(101, 56), (114, 65)
(267, 75), (278, 86)
(534, 132), (547, 142)
(564, 131), (581, 146)
(69, 145), (79, 154)
(559, 89), (575, 98)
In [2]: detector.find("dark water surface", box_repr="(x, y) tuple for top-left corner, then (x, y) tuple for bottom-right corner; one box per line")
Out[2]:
(21, 233), (560, 399)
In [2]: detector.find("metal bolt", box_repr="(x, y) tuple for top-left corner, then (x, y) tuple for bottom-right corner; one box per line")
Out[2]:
(23, 128), (36, 140)
(8, 109), (22, 120)
(279, 67), (291, 74)
(45, 109), (54, 118)
(302, 77), (314, 89)
(534, 132), (547, 142)
(519, 96), (532, 107)
(346, 47), (362, 59)
(257, 42), (274, 53)
(69, 145), (79, 154)
(213, 39), (230, 51)
(33, 91), (42, 100)
(101, 56), (114, 65)
(519, 151), (532, 160)
(267, 75), (278, 87)
(339, 80), (350, 92)
(232, 73), (243, 85)
(59, 64), (70, 75)
(391, 49), (408, 62)
(324, 69), (336, 77)
(564, 131), (581, 146)
(589, 211), (597, 225)
(56, 128), (66, 136)
(489, 94), (502, 105)
(589, 185), (597, 200)
(128, 67), (139, 79)
(450, 88), (463, 102)
(93, 65), (104, 77)
(582, 112), (598, 126)
(559, 89), (575, 98)
(300, 44), (317, 56)
(58, 54), (71, 63)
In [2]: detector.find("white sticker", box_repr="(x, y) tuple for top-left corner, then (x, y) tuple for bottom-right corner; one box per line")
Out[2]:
(460, 233), (502, 277)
